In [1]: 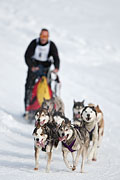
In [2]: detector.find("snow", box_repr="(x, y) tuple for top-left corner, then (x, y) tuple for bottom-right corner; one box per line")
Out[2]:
(0, 0), (120, 179)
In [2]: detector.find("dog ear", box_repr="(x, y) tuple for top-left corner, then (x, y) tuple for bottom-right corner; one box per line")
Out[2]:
(46, 105), (49, 110)
(65, 117), (71, 124)
(96, 105), (99, 109)
(91, 106), (96, 110)
(61, 121), (65, 126)
(61, 111), (65, 116)
(43, 98), (46, 102)
(35, 111), (40, 120)
(67, 120), (71, 126)
(73, 99), (76, 104)
(81, 107), (85, 118)
(32, 128), (37, 136)
(32, 132), (34, 136)
(91, 106), (97, 116)
(82, 100), (85, 104)
(58, 107), (62, 112)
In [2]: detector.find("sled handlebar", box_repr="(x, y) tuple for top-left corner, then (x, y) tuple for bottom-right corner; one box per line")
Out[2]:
(47, 70), (60, 83)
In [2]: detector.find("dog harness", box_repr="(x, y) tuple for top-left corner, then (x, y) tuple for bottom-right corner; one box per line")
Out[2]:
(41, 140), (49, 152)
(84, 126), (95, 141)
(62, 139), (76, 152)
(74, 124), (95, 141)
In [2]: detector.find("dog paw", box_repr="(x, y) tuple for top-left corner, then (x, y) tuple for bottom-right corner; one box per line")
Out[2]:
(72, 166), (76, 171)
(46, 168), (50, 173)
(67, 165), (72, 170)
(88, 155), (93, 161)
(92, 158), (97, 161)
(34, 168), (38, 170)
(87, 157), (92, 161)
(80, 170), (84, 173)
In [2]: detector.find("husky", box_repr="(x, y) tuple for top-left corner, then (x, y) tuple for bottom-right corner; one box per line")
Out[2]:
(42, 96), (65, 115)
(58, 121), (90, 173)
(35, 107), (50, 127)
(81, 106), (98, 161)
(33, 125), (59, 172)
(52, 110), (70, 127)
(88, 103), (104, 148)
(73, 100), (85, 127)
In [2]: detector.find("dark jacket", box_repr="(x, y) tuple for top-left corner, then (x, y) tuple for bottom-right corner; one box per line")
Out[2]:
(24, 38), (60, 69)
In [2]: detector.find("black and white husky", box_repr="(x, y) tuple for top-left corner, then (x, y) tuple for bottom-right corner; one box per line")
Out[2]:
(81, 106), (98, 161)
(52, 110), (70, 127)
(42, 96), (65, 115)
(58, 121), (90, 173)
(35, 107), (51, 127)
(73, 100), (85, 126)
(33, 124), (59, 172)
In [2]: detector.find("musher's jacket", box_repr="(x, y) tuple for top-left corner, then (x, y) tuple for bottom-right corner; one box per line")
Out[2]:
(25, 38), (60, 69)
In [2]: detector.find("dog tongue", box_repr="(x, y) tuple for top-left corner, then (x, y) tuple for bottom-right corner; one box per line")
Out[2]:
(75, 114), (81, 118)
(37, 141), (45, 148)
(40, 120), (45, 126)
(40, 142), (45, 148)
(59, 136), (66, 141)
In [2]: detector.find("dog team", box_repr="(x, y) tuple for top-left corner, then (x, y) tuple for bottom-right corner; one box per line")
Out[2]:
(32, 97), (104, 173)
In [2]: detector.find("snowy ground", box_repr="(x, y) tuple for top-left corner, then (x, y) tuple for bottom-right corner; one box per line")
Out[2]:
(0, 0), (120, 179)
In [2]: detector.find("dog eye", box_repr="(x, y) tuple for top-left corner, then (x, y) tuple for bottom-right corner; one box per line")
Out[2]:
(66, 129), (68, 131)
(40, 133), (43, 136)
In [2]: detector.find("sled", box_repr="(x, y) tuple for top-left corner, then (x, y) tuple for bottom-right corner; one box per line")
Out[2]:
(24, 68), (61, 120)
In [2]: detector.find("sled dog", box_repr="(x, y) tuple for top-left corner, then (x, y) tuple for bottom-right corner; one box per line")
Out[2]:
(33, 124), (59, 172)
(73, 100), (85, 127)
(58, 121), (90, 173)
(81, 106), (98, 161)
(42, 96), (65, 115)
(88, 103), (104, 148)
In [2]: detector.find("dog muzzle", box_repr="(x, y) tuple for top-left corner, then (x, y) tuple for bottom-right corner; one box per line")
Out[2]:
(59, 133), (69, 142)
(36, 140), (46, 148)
(40, 119), (46, 126)
(75, 113), (81, 119)
(59, 136), (67, 141)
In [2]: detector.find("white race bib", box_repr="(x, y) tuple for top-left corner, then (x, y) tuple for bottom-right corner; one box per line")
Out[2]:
(32, 41), (50, 62)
